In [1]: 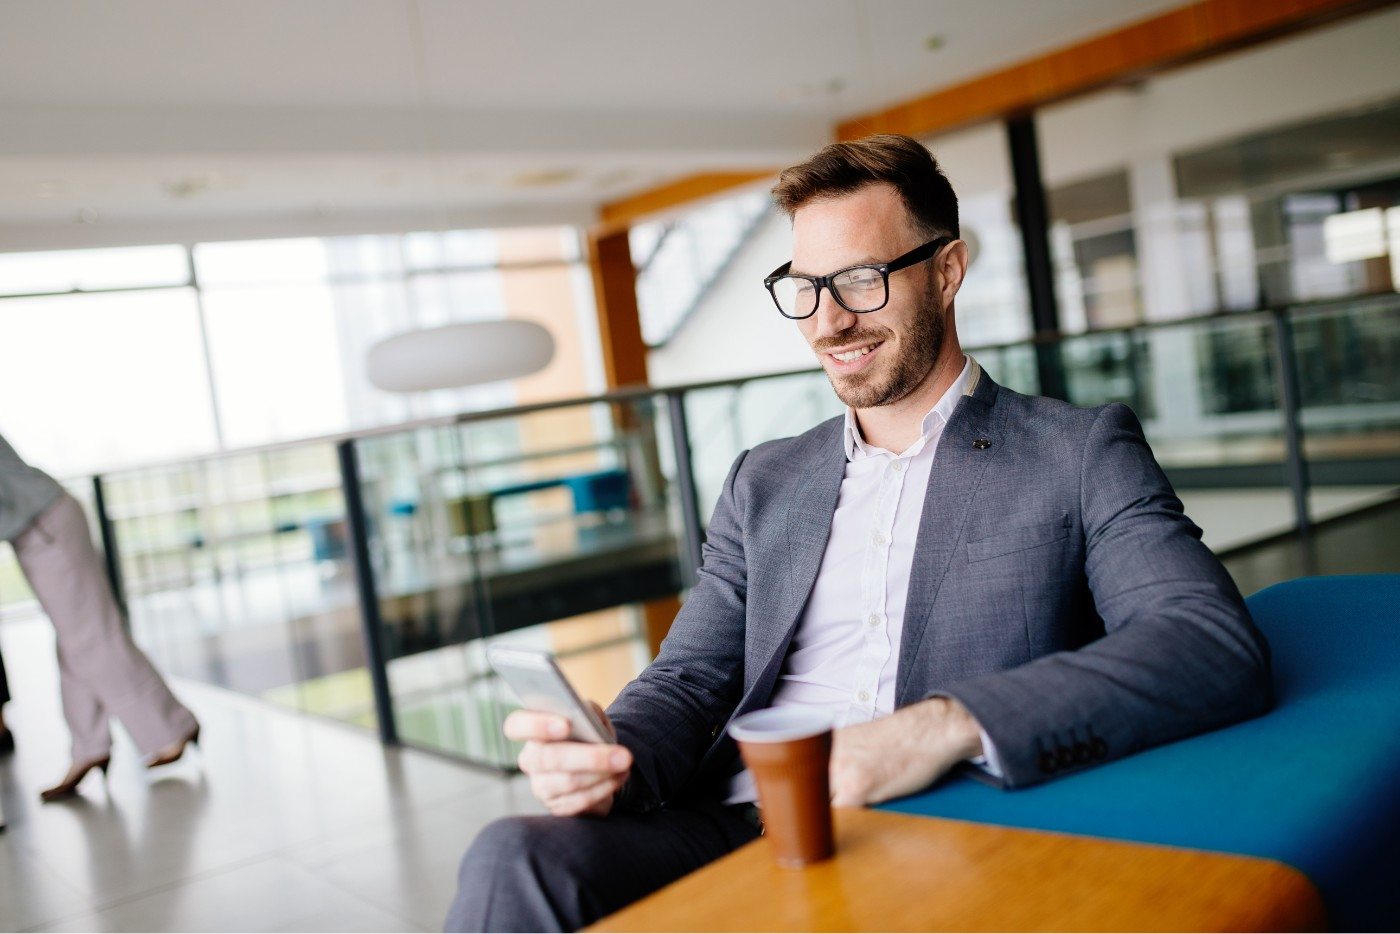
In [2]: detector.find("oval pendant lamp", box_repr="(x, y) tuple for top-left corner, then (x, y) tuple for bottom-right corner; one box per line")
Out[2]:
(366, 320), (555, 392)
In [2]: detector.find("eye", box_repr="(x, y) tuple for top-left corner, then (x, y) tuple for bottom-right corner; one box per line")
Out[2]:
(838, 268), (882, 290)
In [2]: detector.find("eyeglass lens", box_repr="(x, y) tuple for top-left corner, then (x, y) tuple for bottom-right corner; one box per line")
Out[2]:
(770, 266), (886, 318)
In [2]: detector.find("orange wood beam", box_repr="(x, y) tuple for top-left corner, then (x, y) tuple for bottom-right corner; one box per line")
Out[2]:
(836, 0), (1395, 141)
(598, 171), (775, 231)
(586, 227), (649, 389)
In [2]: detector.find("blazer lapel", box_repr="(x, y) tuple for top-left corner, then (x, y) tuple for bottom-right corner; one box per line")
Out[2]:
(896, 369), (1005, 706)
(743, 418), (846, 694)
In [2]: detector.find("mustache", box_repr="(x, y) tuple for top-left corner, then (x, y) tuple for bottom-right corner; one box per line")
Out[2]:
(812, 326), (891, 354)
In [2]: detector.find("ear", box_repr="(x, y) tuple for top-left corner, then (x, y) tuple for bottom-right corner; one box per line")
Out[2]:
(936, 239), (969, 308)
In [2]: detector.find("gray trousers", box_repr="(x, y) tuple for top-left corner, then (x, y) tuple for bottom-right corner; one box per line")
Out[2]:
(12, 492), (197, 762)
(444, 800), (759, 932)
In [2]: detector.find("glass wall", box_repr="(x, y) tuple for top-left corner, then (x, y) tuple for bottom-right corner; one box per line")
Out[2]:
(351, 394), (677, 765)
(1033, 21), (1400, 547)
(0, 226), (592, 479)
(1292, 296), (1400, 522)
(99, 445), (366, 723)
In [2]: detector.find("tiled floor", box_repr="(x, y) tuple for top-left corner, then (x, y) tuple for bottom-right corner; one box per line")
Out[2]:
(0, 615), (541, 933)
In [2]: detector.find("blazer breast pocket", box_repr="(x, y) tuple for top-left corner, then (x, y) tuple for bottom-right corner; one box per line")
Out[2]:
(966, 513), (1071, 563)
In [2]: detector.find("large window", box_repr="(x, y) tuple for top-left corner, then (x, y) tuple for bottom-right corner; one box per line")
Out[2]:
(0, 227), (593, 477)
(0, 287), (218, 472)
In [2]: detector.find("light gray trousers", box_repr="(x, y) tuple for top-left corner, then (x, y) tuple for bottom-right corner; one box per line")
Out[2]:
(13, 492), (197, 763)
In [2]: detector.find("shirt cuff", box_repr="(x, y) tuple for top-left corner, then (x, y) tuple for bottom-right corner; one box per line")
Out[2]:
(967, 727), (1005, 779)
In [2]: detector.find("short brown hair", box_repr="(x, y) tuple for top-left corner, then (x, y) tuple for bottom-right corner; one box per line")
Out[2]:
(772, 134), (958, 240)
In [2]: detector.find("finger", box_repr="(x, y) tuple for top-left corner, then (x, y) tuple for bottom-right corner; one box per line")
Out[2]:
(547, 771), (627, 816)
(533, 770), (615, 799)
(503, 710), (570, 742)
(533, 742), (631, 774)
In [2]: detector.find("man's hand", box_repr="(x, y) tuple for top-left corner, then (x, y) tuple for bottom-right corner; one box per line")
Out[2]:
(505, 702), (632, 817)
(829, 697), (983, 807)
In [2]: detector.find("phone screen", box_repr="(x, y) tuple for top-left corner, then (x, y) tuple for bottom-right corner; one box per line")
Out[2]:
(487, 646), (612, 743)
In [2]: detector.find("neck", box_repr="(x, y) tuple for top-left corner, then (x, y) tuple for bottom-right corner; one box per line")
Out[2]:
(853, 343), (966, 453)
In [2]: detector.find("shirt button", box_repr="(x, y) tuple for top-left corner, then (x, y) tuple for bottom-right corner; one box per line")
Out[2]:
(873, 532), (887, 545)
(891, 461), (905, 473)
(857, 690), (871, 703)
(867, 614), (881, 627)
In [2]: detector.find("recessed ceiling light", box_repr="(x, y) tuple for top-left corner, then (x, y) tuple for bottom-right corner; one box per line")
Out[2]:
(594, 169), (637, 190)
(779, 77), (848, 103)
(164, 171), (242, 199)
(510, 169), (578, 188)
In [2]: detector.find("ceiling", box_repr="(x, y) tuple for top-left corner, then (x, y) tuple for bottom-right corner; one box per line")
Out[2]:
(0, 0), (1183, 249)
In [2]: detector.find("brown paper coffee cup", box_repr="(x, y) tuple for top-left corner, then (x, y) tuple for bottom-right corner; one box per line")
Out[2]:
(730, 708), (835, 868)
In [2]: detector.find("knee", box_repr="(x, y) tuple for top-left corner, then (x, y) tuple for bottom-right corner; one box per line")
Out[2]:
(449, 816), (572, 932)
(459, 815), (548, 884)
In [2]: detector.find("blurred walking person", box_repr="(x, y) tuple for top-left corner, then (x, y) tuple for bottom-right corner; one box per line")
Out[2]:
(0, 429), (199, 801)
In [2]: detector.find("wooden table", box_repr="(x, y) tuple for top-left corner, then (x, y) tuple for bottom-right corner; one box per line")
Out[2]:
(589, 808), (1325, 932)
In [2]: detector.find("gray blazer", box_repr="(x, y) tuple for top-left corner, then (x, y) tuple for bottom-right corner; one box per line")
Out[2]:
(608, 370), (1272, 806)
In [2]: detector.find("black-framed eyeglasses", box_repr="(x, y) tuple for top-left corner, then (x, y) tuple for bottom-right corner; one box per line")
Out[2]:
(763, 237), (952, 320)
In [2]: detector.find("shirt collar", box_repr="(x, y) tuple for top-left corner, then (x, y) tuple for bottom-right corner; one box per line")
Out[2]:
(843, 354), (978, 461)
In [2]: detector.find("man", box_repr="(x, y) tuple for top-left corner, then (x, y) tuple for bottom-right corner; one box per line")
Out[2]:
(446, 135), (1271, 932)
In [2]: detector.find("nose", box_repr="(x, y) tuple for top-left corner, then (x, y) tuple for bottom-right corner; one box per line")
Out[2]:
(811, 286), (857, 342)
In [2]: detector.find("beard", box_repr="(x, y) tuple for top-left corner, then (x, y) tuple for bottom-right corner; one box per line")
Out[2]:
(817, 281), (945, 410)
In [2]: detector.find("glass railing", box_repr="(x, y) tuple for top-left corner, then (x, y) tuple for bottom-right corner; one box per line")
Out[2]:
(2, 295), (1393, 767)
(344, 394), (684, 765)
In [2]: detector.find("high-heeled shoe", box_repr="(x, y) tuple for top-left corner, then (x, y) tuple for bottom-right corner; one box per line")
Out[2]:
(40, 756), (110, 802)
(147, 724), (200, 769)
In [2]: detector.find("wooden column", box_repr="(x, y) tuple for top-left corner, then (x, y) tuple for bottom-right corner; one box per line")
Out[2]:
(585, 226), (681, 654)
(587, 227), (649, 390)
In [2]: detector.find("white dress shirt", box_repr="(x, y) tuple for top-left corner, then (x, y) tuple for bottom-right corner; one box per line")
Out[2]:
(727, 355), (1001, 804)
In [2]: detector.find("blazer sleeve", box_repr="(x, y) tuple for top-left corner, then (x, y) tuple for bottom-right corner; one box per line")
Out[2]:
(936, 403), (1273, 788)
(607, 449), (751, 810)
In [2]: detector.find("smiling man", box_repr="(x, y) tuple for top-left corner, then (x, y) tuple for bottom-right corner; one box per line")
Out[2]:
(446, 135), (1272, 932)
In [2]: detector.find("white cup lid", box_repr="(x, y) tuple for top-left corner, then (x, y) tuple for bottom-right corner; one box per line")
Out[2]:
(727, 707), (833, 743)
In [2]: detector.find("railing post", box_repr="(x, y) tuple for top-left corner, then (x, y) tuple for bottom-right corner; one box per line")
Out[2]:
(90, 475), (129, 627)
(665, 391), (705, 590)
(337, 439), (399, 746)
(1271, 308), (1312, 538)
(1006, 116), (1068, 402)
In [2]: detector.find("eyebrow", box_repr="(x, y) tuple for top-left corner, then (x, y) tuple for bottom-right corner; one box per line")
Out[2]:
(788, 255), (880, 277)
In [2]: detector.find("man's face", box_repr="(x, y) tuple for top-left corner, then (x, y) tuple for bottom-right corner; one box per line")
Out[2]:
(790, 183), (947, 410)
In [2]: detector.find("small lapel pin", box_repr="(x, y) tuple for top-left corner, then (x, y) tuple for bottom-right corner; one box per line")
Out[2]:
(972, 438), (992, 450)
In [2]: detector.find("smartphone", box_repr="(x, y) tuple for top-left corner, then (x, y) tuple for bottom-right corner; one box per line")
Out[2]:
(486, 645), (614, 744)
